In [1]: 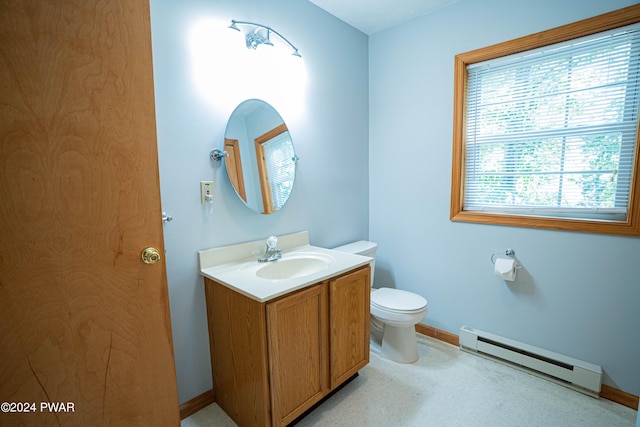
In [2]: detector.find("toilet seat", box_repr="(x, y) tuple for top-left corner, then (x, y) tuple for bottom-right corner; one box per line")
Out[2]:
(371, 287), (427, 313)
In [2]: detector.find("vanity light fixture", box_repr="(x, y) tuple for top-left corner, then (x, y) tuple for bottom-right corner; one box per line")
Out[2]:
(229, 20), (301, 58)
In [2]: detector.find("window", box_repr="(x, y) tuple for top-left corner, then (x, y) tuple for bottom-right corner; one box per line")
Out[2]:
(254, 124), (295, 214)
(451, 6), (640, 236)
(262, 131), (295, 211)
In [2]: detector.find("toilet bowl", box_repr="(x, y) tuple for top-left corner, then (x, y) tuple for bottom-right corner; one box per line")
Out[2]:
(333, 241), (428, 363)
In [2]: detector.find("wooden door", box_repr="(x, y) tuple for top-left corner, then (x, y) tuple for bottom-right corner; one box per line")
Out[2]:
(267, 284), (329, 427)
(224, 138), (247, 202)
(0, 1), (180, 426)
(329, 266), (371, 389)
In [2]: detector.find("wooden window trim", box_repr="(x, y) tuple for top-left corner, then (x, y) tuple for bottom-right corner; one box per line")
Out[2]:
(450, 5), (640, 236)
(255, 123), (288, 214)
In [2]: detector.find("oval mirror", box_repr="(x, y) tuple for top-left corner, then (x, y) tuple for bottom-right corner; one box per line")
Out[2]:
(223, 99), (297, 214)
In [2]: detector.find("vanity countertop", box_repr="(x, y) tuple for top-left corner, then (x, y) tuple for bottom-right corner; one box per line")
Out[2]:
(198, 231), (372, 302)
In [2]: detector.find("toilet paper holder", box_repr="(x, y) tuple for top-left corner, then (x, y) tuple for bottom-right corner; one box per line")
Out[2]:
(490, 249), (520, 267)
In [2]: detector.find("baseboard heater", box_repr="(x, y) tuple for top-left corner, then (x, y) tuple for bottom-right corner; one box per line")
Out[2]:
(459, 326), (602, 397)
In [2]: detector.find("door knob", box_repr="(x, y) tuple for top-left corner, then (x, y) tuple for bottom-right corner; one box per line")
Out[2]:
(141, 247), (161, 264)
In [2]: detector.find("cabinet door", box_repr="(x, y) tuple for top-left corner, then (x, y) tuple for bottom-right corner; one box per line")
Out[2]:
(267, 284), (329, 427)
(329, 266), (371, 389)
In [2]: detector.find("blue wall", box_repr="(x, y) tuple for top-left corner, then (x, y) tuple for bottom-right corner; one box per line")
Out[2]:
(369, 0), (640, 395)
(150, 0), (640, 404)
(149, 0), (369, 403)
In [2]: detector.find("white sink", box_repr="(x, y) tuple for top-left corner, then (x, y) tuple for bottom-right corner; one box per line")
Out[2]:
(256, 253), (334, 280)
(198, 231), (372, 302)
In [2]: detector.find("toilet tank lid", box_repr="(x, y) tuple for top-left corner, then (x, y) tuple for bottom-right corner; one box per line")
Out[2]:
(333, 240), (377, 255)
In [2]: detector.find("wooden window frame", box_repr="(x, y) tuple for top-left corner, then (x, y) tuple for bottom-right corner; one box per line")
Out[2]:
(450, 5), (640, 236)
(255, 123), (288, 214)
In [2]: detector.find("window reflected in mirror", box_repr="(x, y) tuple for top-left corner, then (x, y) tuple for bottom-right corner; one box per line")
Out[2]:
(223, 99), (297, 214)
(255, 124), (295, 213)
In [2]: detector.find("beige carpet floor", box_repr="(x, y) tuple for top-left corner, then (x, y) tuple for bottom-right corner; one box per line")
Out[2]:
(182, 334), (637, 427)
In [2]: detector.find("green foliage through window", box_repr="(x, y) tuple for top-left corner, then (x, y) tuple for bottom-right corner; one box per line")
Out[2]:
(464, 23), (640, 221)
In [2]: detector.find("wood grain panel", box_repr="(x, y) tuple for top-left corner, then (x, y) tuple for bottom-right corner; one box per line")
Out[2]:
(329, 266), (370, 389)
(204, 279), (270, 427)
(203, 268), (372, 426)
(267, 284), (328, 427)
(0, 0), (179, 425)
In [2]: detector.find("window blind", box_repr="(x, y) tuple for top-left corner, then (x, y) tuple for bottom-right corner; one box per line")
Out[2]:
(464, 23), (640, 221)
(263, 132), (295, 211)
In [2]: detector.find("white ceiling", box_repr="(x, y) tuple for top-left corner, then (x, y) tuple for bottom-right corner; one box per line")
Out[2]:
(308, 0), (459, 35)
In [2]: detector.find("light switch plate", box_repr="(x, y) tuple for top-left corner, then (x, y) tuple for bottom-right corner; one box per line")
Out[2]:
(200, 181), (213, 203)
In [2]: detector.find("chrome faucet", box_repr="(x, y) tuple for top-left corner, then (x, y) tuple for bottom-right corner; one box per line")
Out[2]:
(258, 235), (282, 263)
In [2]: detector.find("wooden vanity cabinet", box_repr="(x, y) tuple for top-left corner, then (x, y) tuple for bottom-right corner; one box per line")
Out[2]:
(204, 265), (370, 427)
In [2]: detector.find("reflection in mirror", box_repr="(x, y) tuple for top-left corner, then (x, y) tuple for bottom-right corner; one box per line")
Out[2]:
(223, 99), (297, 214)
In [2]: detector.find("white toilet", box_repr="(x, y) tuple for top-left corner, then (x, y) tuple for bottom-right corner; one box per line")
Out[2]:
(334, 241), (428, 363)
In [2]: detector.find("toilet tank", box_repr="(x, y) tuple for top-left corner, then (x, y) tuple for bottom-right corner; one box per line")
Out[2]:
(333, 241), (377, 287)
